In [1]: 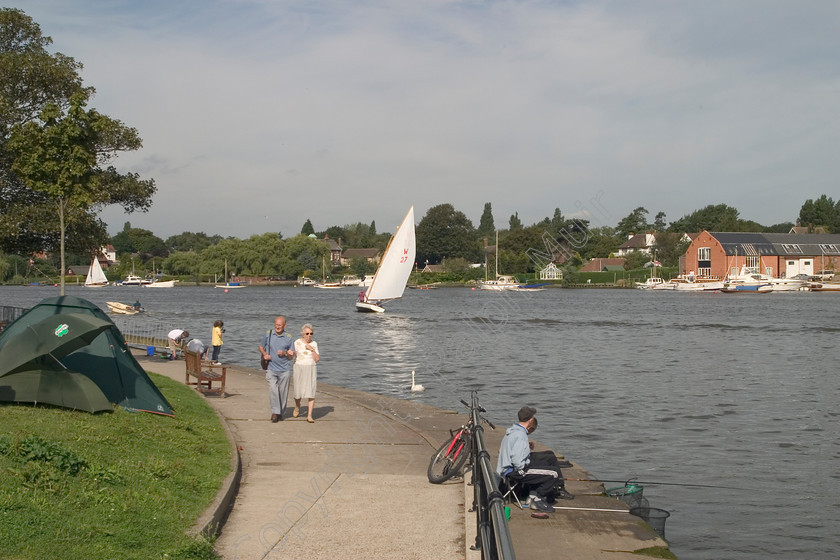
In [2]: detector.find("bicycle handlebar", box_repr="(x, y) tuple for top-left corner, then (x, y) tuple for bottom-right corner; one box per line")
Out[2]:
(460, 398), (495, 429)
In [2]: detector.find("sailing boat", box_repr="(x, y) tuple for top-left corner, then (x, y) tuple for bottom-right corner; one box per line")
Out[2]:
(479, 231), (522, 291)
(313, 257), (342, 289)
(356, 206), (416, 313)
(215, 259), (245, 288)
(84, 257), (109, 287)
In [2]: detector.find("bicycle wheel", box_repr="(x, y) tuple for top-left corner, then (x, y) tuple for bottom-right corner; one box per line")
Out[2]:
(427, 432), (470, 483)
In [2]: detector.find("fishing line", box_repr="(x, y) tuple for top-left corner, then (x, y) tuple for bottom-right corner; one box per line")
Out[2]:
(565, 477), (753, 491)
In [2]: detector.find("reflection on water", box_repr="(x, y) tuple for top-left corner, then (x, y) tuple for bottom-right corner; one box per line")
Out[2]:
(2, 285), (839, 559)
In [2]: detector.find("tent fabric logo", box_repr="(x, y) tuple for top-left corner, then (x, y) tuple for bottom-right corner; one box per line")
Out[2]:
(54, 324), (70, 337)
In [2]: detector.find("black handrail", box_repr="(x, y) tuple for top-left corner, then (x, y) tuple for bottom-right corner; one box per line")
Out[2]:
(467, 391), (516, 560)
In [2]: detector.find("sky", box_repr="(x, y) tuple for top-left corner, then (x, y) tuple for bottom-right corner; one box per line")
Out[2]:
(9, 0), (840, 239)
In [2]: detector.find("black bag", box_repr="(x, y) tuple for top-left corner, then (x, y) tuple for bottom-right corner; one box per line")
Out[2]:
(261, 355), (269, 370)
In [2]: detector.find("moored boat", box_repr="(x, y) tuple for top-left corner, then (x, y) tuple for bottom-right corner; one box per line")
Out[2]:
(121, 274), (151, 286)
(144, 279), (177, 288)
(480, 275), (522, 291)
(722, 267), (774, 293)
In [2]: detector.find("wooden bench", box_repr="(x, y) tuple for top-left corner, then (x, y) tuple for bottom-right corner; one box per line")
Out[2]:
(184, 350), (227, 396)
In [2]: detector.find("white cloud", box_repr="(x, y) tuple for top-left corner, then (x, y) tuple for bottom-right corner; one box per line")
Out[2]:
(12, 0), (840, 237)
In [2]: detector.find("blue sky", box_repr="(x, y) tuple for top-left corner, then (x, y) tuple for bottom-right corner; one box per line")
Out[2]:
(10, 0), (840, 238)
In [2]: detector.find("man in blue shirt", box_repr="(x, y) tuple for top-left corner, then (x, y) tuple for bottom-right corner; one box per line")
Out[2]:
(259, 316), (295, 422)
(496, 406), (573, 513)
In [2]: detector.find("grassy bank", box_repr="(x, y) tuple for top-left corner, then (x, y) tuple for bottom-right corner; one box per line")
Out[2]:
(0, 373), (230, 560)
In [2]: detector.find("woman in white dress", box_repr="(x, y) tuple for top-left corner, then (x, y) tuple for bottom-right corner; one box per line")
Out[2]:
(293, 323), (320, 422)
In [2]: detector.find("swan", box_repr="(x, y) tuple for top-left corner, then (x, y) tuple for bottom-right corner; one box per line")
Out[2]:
(410, 369), (425, 392)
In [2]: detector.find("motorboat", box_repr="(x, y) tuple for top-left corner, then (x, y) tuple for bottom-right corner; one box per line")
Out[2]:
(106, 301), (144, 314)
(671, 274), (724, 292)
(341, 275), (362, 286)
(121, 274), (151, 286)
(298, 277), (316, 286)
(635, 277), (666, 290)
(356, 207), (415, 313)
(144, 279), (177, 288)
(722, 267), (774, 293)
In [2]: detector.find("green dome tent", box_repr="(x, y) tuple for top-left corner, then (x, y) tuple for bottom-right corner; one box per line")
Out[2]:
(0, 296), (174, 416)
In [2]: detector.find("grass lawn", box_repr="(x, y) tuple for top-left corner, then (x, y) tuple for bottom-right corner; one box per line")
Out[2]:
(0, 373), (230, 560)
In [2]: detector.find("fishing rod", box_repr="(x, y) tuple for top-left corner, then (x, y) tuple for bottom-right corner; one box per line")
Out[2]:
(565, 477), (751, 491)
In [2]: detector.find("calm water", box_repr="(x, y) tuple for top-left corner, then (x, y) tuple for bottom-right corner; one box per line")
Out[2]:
(3, 284), (839, 560)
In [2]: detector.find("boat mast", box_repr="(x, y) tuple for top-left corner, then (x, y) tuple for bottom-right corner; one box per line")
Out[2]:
(495, 230), (499, 279)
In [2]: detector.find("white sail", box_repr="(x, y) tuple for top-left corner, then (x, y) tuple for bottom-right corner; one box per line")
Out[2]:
(85, 257), (108, 287)
(364, 206), (416, 303)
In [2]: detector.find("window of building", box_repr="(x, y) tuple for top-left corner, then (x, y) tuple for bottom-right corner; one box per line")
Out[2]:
(697, 267), (711, 277)
(782, 244), (803, 253)
(819, 244), (840, 254)
(746, 256), (760, 268)
(698, 247), (711, 260)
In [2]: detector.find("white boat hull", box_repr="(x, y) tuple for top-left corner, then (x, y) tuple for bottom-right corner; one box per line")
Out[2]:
(106, 301), (142, 314)
(144, 280), (176, 288)
(355, 301), (385, 313)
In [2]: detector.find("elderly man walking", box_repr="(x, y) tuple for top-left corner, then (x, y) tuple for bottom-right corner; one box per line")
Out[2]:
(258, 316), (295, 422)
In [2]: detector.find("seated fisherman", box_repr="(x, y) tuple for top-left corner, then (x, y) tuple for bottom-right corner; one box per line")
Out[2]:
(186, 338), (209, 360)
(496, 406), (573, 513)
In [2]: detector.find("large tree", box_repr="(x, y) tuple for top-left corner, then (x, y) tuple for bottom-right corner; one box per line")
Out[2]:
(1, 8), (88, 254)
(416, 203), (480, 265)
(477, 202), (495, 240)
(616, 206), (650, 238)
(668, 204), (742, 233)
(2, 10), (154, 293)
(9, 92), (155, 294)
(798, 195), (838, 232)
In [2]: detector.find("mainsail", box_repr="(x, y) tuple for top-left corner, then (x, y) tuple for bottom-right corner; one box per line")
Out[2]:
(363, 206), (416, 304)
(85, 258), (108, 287)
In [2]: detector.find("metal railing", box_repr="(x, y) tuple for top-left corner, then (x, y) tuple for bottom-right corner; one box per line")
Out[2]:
(467, 391), (516, 560)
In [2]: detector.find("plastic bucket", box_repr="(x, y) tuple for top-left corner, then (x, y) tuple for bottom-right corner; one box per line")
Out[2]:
(630, 507), (670, 540)
(146, 346), (155, 356)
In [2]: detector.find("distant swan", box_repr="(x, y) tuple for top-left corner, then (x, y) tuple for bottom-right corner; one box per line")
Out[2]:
(410, 369), (425, 392)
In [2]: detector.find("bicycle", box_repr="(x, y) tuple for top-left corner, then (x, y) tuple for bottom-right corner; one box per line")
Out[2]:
(427, 399), (495, 484)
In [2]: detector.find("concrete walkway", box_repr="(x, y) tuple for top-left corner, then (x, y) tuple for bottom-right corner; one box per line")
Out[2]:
(135, 352), (672, 560)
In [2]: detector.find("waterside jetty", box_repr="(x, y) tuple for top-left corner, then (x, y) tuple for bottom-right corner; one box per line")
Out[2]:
(136, 351), (672, 559)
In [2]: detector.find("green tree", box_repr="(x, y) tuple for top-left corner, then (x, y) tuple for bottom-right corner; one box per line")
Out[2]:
(616, 206), (649, 238)
(111, 223), (167, 260)
(165, 231), (222, 252)
(8, 92), (155, 294)
(653, 232), (690, 267)
(509, 212), (523, 230)
(623, 250), (650, 270)
(653, 211), (667, 230)
(577, 226), (621, 260)
(668, 204), (741, 233)
(301, 218), (315, 235)
(416, 203), (480, 265)
(0, 8), (91, 255)
(799, 195), (838, 232)
(477, 202), (495, 239)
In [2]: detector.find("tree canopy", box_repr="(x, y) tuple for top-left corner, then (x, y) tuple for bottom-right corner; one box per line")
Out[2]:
(416, 203), (480, 265)
(798, 195), (839, 233)
(2, 9), (154, 292)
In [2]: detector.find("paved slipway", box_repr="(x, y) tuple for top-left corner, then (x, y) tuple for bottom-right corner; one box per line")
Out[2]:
(135, 351), (671, 560)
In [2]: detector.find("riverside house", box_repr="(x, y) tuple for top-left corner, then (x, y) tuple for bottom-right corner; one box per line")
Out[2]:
(683, 231), (840, 278)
